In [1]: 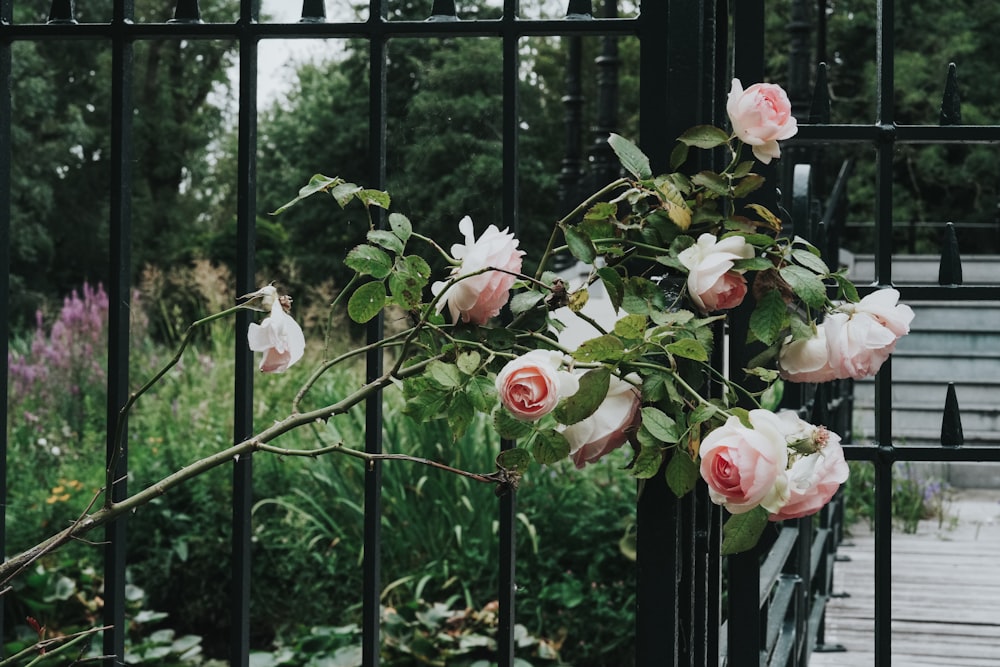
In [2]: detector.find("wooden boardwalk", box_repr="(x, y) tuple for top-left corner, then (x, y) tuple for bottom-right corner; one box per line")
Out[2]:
(810, 489), (1000, 667)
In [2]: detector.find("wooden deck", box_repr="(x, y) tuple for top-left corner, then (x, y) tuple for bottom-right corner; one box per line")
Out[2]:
(810, 489), (1000, 667)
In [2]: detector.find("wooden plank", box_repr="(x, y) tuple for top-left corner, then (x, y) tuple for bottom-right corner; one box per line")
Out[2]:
(810, 489), (1000, 666)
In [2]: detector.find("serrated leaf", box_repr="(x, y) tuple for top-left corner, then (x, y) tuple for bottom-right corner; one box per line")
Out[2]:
(780, 265), (828, 309)
(357, 188), (391, 209)
(732, 257), (775, 272)
(614, 314), (648, 341)
(641, 407), (679, 443)
(466, 376), (498, 412)
(532, 429), (571, 465)
(831, 272), (860, 303)
(553, 367), (611, 425)
(367, 229), (404, 255)
(732, 161), (755, 178)
(666, 338), (708, 362)
(270, 174), (343, 214)
(689, 403), (718, 425)
(669, 141), (690, 170)
(731, 174), (766, 198)
(497, 448), (532, 472)
(564, 226), (597, 264)
(665, 200), (692, 230)
(677, 124), (731, 149)
(638, 371), (672, 403)
(608, 133), (653, 179)
(510, 290), (544, 315)
(791, 248), (830, 276)
(447, 392), (475, 441)
(456, 351), (481, 376)
(347, 281), (386, 323)
(721, 506), (769, 555)
(665, 447), (700, 497)
(346, 245), (393, 279)
(389, 255), (431, 310)
(749, 289), (789, 346)
(331, 182), (363, 208)
(622, 277), (667, 315)
(428, 360), (463, 388)
(388, 212), (412, 243)
(691, 170), (730, 197)
(493, 407), (535, 439)
(745, 203), (783, 231)
(597, 267), (625, 311)
(631, 445), (664, 479)
(403, 387), (448, 421)
(572, 335), (625, 363)
(568, 288), (589, 313)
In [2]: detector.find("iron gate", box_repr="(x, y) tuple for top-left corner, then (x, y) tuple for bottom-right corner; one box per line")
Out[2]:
(2, 1), (999, 666)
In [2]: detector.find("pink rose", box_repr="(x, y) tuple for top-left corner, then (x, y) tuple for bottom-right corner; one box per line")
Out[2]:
(562, 374), (642, 469)
(699, 410), (790, 514)
(769, 436), (848, 521)
(779, 288), (914, 383)
(678, 233), (755, 313)
(726, 79), (798, 164)
(431, 216), (525, 325)
(247, 297), (306, 373)
(495, 350), (579, 421)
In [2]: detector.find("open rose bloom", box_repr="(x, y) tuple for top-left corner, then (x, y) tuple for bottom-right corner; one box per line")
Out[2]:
(495, 350), (579, 421)
(779, 288), (915, 382)
(563, 374), (642, 469)
(727, 78), (798, 164)
(700, 409), (848, 520)
(678, 233), (755, 313)
(431, 216), (525, 325)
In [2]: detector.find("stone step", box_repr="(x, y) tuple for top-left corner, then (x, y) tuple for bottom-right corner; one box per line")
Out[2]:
(848, 254), (1000, 285)
(852, 404), (1000, 438)
(854, 380), (1000, 407)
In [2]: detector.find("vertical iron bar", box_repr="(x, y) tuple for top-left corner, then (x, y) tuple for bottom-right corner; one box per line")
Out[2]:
(231, 1), (260, 665)
(170, 0), (202, 23)
(363, 2), (388, 665)
(498, 3), (520, 665)
(589, 0), (619, 191)
(104, 2), (135, 664)
(48, 0), (77, 23)
(0, 0), (11, 641)
(300, 0), (326, 22)
(874, 1), (895, 665)
(557, 35), (584, 215)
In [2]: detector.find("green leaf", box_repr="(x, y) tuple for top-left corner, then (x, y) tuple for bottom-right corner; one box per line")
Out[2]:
(389, 255), (431, 310)
(669, 141), (690, 170)
(641, 407), (679, 443)
(347, 281), (387, 323)
(357, 188), (391, 209)
(614, 314), (648, 341)
(665, 447), (700, 497)
(677, 124), (731, 149)
(367, 229), (404, 255)
(631, 445), (664, 479)
(622, 277), (667, 315)
(492, 407), (535, 439)
(731, 174), (766, 198)
(447, 392), (475, 441)
(749, 289), (789, 346)
(532, 429), (571, 465)
(744, 203), (783, 231)
(346, 245), (393, 279)
(791, 248), (830, 276)
(597, 267), (625, 311)
(509, 290), (544, 316)
(563, 226), (597, 264)
(689, 403), (718, 425)
(721, 506), (770, 555)
(331, 182), (363, 208)
(270, 173), (342, 214)
(780, 265), (828, 309)
(456, 351), (481, 376)
(691, 170), (730, 197)
(638, 370), (672, 403)
(666, 338), (708, 362)
(466, 376), (498, 412)
(428, 360), (463, 388)
(732, 257), (775, 272)
(732, 161), (755, 178)
(608, 133), (653, 179)
(554, 367), (611, 425)
(403, 386), (448, 421)
(497, 448), (532, 472)
(831, 271), (860, 303)
(572, 335), (625, 363)
(388, 212), (412, 244)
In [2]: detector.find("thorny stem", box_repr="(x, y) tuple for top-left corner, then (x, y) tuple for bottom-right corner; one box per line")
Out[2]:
(0, 355), (449, 588)
(0, 625), (113, 667)
(106, 303), (250, 507)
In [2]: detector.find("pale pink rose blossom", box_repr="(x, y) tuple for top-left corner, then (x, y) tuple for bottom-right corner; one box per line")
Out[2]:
(678, 233), (755, 313)
(769, 436), (849, 521)
(431, 216), (525, 325)
(247, 298), (306, 373)
(727, 79), (798, 164)
(562, 374), (642, 469)
(822, 311), (897, 379)
(778, 326), (838, 384)
(699, 409), (790, 514)
(495, 350), (579, 422)
(836, 287), (914, 337)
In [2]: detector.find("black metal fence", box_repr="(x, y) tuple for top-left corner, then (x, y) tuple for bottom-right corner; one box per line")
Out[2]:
(3, 1), (999, 666)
